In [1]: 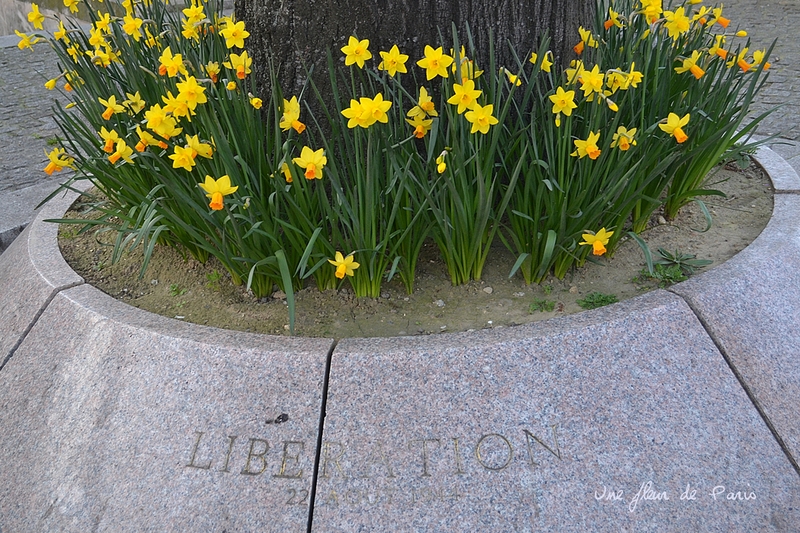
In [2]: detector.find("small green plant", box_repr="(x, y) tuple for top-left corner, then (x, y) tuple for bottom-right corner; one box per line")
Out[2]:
(169, 283), (187, 297)
(655, 248), (712, 276)
(637, 264), (688, 288)
(46, 136), (62, 146)
(543, 284), (553, 296)
(577, 292), (618, 310)
(529, 298), (555, 313)
(206, 270), (222, 291)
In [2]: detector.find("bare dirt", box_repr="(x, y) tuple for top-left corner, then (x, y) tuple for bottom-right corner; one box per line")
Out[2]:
(58, 160), (773, 338)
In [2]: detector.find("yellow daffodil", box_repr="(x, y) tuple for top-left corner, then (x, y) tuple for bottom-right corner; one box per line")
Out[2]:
(169, 145), (197, 171)
(224, 51), (252, 79)
(122, 14), (144, 41)
(640, 0), (663, 24)
(123, 91), (145, 113)
(574, 26), (597, 56)
(501, 67), (522, 86)
(292, 146), (327, 180)
(250, 96), (263, 109)
(63, 0), (79, 13)
(176, 76), (207, 110)
(43, 148), (74, 175)
(328, 251), (359, 279)
(604, 7), (622, 30)
(405, 115), (433, 138)
(341, 36), (372, 68)
(663, 6), (690, 40)
(580, 228), (614, 256)
(182, 1), (205, 24)
(436, 150), (448, 173)
(280, 96), (306, 133)
(447, 79), (482, 114)
(159, 46), (188, 77)
(708, 6), (730, 28)
(54, 20), (68, 42)
(378, 45), (408, 77)
(15, 30), (41, 51)
(98, 95), (125, 120)
(28, 3), (45, 30)
(451, 47), (483, 83)
(407, 86), (437, 118)
(579, 64), (604, 97)
(199, 175), (238, 211)
(44, 78), (57, 90)
(220, 20), (249, 49)
(675, 50), (705, 79)
(610, 126), (637, 151)
(572, 131), (602, 160)
(134, 126), (158, 152)
(280, 162), (293, 183)
(417, 45), (453, 80)
(162, 91), (192, 119)
(549, 86), (577, 127)
(108, 139), (134, 165)
(206, 61), (220, 83)
(659, 113), (690, 143)
(99, 126), (119, 152)
(341, 94), (391, 129)
(185, 134), (213, 159)
(529, 51), (553, 72)
(94, 11), (112, 33)
(226, 81), (237, 90)
(464, 103), (498, 134)
(752, 49), (771, 70)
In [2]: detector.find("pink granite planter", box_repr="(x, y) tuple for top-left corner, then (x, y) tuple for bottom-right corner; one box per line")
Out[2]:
(1, 147), (799, 532)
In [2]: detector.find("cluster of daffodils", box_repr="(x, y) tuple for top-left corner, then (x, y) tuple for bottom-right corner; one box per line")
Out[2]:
(19, 0), (773, 300)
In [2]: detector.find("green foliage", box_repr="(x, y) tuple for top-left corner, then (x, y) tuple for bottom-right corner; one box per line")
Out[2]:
(655, 247), (713, 275)
(169, 283), (187, 297)
(636, 264), (688, 288)
(21, 0), (773, 332)
(529, 298), (556, 313)
(205, 269), (222, 290)
(577, 292), (619, 310)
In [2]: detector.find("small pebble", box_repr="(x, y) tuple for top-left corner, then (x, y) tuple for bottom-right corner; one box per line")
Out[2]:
(435, 299), (445, 307)
(569, 286), (578, 294)
(513, 292), (525, 297)
(657, 216), (667, 225)
(483, 287), (493, 294)
(151, 279), (158, 286)
(175, 315), (185, 320)
(272, 290), (286, 300)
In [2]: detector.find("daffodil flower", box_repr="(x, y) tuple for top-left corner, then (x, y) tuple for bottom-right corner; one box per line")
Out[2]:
(604, 7), (622, 30)
(417, 45), (453, 80)
(199, 175), (238, 211)
(407, 87), (437, 118)
(328, 252), (360, 279)
(341, 36), (372, 68)
(579, 64), (604, 97)
(159, 46), (188, 77)
(501, 67), (522, 86)
(176, 76), (207, 110)
(123, 91), (145, 113)
(549, 87), (577, 127)
(220, 20), (249, 49)
(224, 51), (252, 79)
(436, 151), (448, 174)
(529, 51), (553, 73)
(63, 0), (79, 14)
(464, 103), (498, 134)
(108, 139), (134, 165)
(341, 94), (391, 129)
(280, 96), (306, 133)
(15, 30), (41, 51)
(663, 6), (690, 40)
(28, 3), (45, 30)
(406, 115), (433, 138)
(292, 146), (327, 180)
(675, 50), (705, 79)
(98, 95), (125, 120)
(447, 79), (482, 114)
(378, 45), (408, 77)
(611, 126), (637, 151)
(659, 113), (690, 143)
(185, 134), (213, 159)
(43, 148), (74, 175)
(572, 131), (602, 160)
(580, 228), (614, 256)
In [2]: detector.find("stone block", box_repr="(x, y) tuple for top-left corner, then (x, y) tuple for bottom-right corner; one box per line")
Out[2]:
(313, 291), (800, 532)
(0, 188), (83, 366)
(0, 284), (333, 532)
(755, 145), (800, 191)
(671, 194), (800, 468)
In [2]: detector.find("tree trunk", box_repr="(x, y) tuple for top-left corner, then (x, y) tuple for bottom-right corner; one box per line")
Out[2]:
(235, 0), (594, 101)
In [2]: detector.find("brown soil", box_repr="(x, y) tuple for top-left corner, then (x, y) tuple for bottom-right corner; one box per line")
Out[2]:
(58, 161), (773, 338)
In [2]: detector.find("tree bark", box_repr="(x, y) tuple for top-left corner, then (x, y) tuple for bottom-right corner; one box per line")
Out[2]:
(235, 0), (594, 106)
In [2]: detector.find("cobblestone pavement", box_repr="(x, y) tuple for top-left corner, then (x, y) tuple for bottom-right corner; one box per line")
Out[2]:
(0, 0), (797, 216)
